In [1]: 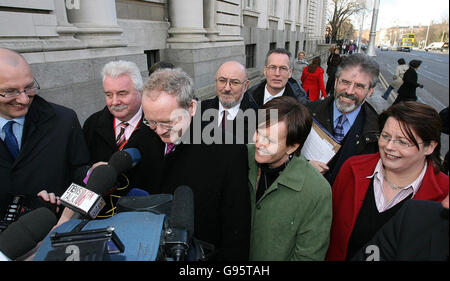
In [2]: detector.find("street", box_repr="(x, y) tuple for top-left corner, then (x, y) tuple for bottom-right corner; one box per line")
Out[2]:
(374, 48), (449, 164)
(375, 48), (449, 110)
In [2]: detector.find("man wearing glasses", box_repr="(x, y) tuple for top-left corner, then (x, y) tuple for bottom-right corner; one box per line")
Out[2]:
(306, 53), (380, 185)
(140, 68), (251, 260)
(0, 48), (90, 213)
(200, 61), (258, 144)
(247, 48), (308, 108)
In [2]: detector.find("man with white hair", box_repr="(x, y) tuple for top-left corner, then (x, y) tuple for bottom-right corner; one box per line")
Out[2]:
(82, 60), (157, 211)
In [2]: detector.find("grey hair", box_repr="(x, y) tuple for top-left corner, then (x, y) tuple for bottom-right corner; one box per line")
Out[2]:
(335, 53), (380, 89)
(101, 60), (144, 92)
(265, 48), (292, 66)
(143, 67), (195, 109)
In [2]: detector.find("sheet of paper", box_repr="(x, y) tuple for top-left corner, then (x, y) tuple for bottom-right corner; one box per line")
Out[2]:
(301, 120), (341, 164)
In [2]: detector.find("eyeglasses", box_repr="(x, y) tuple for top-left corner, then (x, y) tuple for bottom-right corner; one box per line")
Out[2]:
(256, 129), (277, 146)
(265, 65), (290, 74)
(0, 79), (40, 98)
(377, 133), (422, 148)
(143, 118), (175, 131)
(337, 79), (369, 92)
(215, 77), (247, 88)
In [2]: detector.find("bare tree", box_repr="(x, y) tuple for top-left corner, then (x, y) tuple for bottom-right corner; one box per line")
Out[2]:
(328, 0), (366, 42)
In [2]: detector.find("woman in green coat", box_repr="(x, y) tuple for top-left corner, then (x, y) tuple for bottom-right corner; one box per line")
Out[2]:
(248, 96), (332, 261)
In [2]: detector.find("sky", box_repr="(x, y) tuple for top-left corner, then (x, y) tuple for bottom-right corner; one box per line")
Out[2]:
(352, 0), (449, 30)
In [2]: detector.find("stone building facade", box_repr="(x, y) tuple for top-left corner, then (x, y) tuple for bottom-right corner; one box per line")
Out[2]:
(0, 0), (329, 123)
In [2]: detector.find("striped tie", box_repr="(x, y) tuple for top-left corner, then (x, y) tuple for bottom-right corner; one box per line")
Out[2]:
(116, 122), (129, 149)
(334, 114), (347, 143)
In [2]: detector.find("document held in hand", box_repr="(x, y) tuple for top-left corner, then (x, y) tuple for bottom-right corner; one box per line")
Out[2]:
(301, 119), (341, 164)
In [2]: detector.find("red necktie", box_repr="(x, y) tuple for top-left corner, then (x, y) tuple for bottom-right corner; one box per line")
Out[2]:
(221, 110), (228, 129)
(165, 143), (176, 155)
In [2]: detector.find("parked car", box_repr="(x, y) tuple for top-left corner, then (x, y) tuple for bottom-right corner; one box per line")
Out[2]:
(425, 42), (447, 52)
(380, 45), (389, 51)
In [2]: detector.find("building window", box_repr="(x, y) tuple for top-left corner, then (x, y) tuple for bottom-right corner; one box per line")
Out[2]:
(285, 41), (290, 52)
(145, 49), (160, 71)
(295, 41), (300, 57)
(270, 42), (277, 51)
(245, 44), (256, 68)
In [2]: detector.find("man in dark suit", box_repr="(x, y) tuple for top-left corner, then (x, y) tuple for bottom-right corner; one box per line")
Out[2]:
(0, 48), (90, 212)
(141, 67), (251, 261)
(200, 61), (258, 144)
(305, 53), (380, 185)
(82, 60), (158, 216)
(246, 48), (309, 107)
(352, 195), (449, 261)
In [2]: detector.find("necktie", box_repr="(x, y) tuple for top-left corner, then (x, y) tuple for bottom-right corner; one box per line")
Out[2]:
(165, 143), (176, 155)
(116, 122), (129, 149)
(221, 110), (228, 129)
(3, 121), (19, 159)
(334, 114), (347, 143)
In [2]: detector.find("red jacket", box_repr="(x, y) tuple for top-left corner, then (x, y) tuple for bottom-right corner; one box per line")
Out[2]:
(326, 153), (449, 261)
(300, 66), (327, 101)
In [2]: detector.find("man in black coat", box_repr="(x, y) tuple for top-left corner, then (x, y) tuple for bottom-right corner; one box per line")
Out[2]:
(0, 48), (90, 213)
(82, 60), (160, 217)
(393, 59), (423, 104)
(140, 67), (251, 261)
(352, 195), (449, 261)
(200, 61), (258, 144)
(305, 53), (380, 185)
(247, 48), (309, 107)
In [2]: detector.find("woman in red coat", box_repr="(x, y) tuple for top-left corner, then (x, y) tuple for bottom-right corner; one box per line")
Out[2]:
(300, 56), (327, 101)
(327, 101), (449, 261)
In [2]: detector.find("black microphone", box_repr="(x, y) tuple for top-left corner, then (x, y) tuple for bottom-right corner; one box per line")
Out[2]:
(167, 185), (194, 261)
(0, 207), (57, 260)
(108, 148), (141, 175)
(59, 165), (118, 219)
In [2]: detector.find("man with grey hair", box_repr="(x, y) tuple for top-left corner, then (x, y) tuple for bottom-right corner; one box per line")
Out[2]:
(305, 53), (380, 185)
(247, 48), (309, 108)
(82, 60), (156, 208)
(141, 67), (251, 260)
(200, 60), (258, 144)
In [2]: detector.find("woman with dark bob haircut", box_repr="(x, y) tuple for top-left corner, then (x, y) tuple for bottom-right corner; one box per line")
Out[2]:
(327, 101), (449, 261)
(248, 96), (332, 261)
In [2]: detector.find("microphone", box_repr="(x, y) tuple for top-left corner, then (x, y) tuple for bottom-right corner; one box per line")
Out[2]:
(166, 185), (194, 261)
(0, 207), (57, 260)
(59, 165), (118, 219)
(108, 148), (141, 175)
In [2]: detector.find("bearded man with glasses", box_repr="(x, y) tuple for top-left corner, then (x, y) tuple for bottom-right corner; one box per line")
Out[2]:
(0, 48), (90, 217)
(199, 61), (258, 144)
(305, 53), (381, 185)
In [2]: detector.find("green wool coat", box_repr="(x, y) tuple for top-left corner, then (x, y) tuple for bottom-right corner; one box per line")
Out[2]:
(247, 144), (332, 261)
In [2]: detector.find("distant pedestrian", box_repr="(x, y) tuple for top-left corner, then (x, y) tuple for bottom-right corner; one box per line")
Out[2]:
(292, 51), (309, 86)
(382, 58), (409, 100)
(326, 47), (341, 95)
(393, 60), (423, 104)
(301, 56), (327, 101)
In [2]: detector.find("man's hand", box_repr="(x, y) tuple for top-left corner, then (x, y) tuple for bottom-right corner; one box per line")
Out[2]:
(309, 160), (329, 174)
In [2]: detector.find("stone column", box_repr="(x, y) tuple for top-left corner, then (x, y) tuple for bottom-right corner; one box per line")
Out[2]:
(167, 0), (208, 43)
(203, 0), (219, 41)
(66, 0), (126, 48)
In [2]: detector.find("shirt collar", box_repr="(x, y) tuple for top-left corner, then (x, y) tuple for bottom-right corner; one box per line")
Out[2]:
(332, 100), (362, 125)
(114, 106), (142, 129)
(218, 101), (241, 120)
(0, 116), (25, 129)
(264, 85), (285, 104)
(367, 158), (428, 196)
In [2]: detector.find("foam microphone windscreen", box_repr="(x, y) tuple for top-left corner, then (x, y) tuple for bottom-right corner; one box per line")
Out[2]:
(170, 185), (195, 240)
(85, 164), (118, 195)
(0, 207), (57, 260)
(109, 148), (141, 175)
